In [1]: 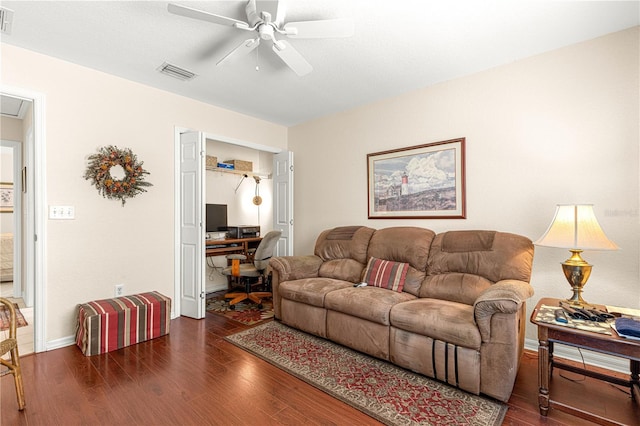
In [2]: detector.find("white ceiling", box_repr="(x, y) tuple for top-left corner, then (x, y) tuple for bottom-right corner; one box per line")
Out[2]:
(1, 1), (638, 126)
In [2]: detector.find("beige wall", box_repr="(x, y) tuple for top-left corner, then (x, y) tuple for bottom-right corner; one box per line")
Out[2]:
(289, 27), (640, 342)
(1, 44), (287, 342)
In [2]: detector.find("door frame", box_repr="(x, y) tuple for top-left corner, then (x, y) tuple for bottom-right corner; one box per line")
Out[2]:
(173, 127), (283, 317)
(1, 84), (47, 352)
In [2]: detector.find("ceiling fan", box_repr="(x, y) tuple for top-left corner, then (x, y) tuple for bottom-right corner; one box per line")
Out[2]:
(168, 0), (354, 76)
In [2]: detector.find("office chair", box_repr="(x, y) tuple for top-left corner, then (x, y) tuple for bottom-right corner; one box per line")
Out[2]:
(0, 297), (25, 410)
(222, 230), (282, 309)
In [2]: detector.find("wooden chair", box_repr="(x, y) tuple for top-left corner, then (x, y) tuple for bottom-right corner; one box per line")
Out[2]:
(0, 297), (25, 410)
(222, 230), (282, 309)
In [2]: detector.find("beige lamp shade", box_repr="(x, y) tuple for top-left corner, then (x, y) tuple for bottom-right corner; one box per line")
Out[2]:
(535, 204), (617, 307)
(535, 204), (618, 250)
(534, 204), (618, 250)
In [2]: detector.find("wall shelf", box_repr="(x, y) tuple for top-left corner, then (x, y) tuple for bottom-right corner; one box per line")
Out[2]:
(205, 165), (271, 179)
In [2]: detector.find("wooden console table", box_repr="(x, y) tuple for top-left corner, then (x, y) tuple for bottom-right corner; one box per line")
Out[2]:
(530, 297), (640, 425)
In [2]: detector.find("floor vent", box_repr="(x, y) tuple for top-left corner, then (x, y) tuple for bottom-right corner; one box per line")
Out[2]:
(0, 7), (14, 34)
(157, 62), (197, 81)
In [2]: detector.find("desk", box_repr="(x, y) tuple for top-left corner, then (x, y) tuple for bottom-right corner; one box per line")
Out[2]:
(205, 237), (262, 258)
(530, 297), (640, 425)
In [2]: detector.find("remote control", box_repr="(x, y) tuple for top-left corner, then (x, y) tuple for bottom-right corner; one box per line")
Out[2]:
(554, 309), (568, 323)
(353, 282), (368, 287)
(574, 307), (600, 322)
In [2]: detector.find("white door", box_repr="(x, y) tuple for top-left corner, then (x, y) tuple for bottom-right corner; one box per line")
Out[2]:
(179, 131), (205, 318)
(273, 151), (294, 255)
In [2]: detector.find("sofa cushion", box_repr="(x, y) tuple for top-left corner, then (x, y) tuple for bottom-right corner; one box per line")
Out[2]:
(362, 257), (409, 292)
(279, 278), (353, 308)
(422, 231), (534, 303)
(390, 299), (481, 350)
(315, 226), (375, 264)
(419, 273), (493, 306)
(367, 227), (435, 296)
(319, 259), (365, 283)
(426, 231), (534, 283)
(315, 226), (375, 281)
(441, 231), (495, 252)
(325, 287), (416, 325)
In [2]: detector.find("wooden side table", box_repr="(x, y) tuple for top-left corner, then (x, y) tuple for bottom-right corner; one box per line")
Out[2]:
(530, 297), (640, 425)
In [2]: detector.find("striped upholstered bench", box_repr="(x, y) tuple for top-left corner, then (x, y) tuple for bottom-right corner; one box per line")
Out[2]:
(75, 291), (171, 356)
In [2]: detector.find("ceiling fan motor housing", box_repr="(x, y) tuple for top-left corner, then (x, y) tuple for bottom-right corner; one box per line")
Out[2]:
(259, 22), (275, 40)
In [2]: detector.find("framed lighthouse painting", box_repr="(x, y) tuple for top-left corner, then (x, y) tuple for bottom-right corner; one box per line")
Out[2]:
(367, 138), (466, 219)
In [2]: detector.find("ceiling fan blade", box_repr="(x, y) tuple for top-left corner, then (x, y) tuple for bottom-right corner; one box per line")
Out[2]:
(244, 0), (260, 27)
(283, 18), (354, 38)
(168, 3), (249, 29)
(217, 38), (260, 66)
(274, 0), (287, 27)
(272, 40), (312, 76)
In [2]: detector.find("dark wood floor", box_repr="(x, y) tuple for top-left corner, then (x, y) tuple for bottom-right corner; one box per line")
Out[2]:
(2, 312), (639, 425)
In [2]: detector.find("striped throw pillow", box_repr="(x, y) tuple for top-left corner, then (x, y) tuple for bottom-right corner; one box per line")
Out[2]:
(362, 257), (409, 292)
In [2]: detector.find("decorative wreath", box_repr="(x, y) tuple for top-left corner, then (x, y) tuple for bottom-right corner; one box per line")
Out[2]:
(84, 145), (152, 206)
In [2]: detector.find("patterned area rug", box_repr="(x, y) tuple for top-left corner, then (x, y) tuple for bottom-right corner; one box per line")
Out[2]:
(0, 303), (27, 331)
(206, 295), (274, 326)
(226, 321), (507, 426)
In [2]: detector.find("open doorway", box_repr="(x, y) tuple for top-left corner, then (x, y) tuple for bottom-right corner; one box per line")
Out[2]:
(203, 139), (274, 294)
(174, 128), (292, 319)
(1, 94), (32, 355)
(0, 87), (46, 354)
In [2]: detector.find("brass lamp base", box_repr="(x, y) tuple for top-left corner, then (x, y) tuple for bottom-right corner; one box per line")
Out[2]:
(561, 249), (594, 308)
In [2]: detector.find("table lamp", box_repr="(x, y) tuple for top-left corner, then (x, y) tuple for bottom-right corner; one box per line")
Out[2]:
(535, 204), (618, 307)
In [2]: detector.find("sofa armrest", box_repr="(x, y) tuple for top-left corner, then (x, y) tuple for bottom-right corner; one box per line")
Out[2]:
(269, 255), (323, 282)
(473, 280), (534, 342)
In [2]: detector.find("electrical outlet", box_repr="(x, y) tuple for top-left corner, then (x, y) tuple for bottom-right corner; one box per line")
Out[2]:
(115, 284), (124, 297)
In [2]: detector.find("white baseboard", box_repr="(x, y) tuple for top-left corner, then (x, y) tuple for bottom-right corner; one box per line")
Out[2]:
(46, 335), (76, 351)
(524, 337), (629, 374)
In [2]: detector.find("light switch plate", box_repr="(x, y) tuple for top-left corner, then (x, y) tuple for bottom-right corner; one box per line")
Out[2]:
(49, 205), (75, 220)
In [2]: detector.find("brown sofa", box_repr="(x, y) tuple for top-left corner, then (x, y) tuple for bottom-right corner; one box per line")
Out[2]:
(269, 226), (534, 402)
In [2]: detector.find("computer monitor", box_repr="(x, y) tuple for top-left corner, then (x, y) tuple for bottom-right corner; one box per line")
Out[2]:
(206, 204), (228, 233)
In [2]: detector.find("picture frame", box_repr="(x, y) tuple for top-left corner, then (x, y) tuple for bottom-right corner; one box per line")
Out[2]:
(367, 138), (466, 219)
(0, 182), (14, 213)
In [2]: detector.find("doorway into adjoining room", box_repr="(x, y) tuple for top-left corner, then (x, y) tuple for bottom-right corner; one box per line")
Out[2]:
(175, 129), (293, 320)
(203, 139), (274, 294)
(0, 92), (37, 355)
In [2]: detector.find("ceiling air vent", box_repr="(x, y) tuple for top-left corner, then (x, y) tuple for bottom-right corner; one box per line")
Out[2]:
(0, 7), (14, 34)
(157, 62), (197, 81)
